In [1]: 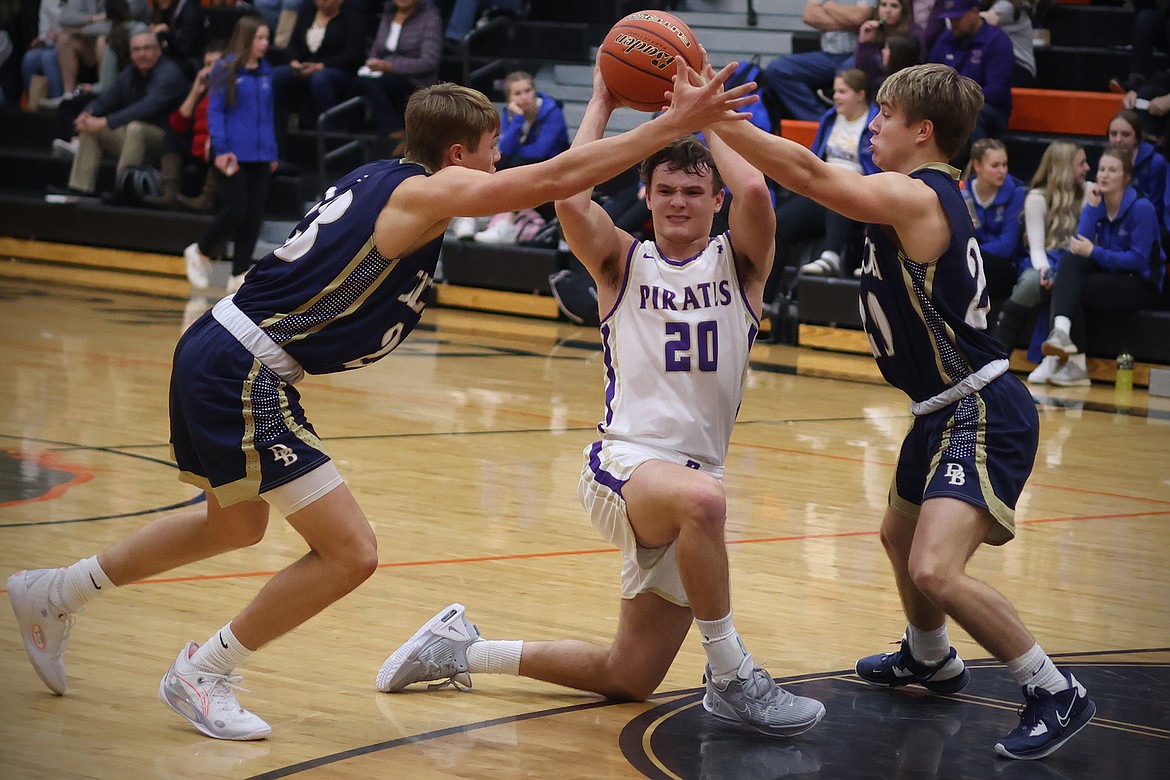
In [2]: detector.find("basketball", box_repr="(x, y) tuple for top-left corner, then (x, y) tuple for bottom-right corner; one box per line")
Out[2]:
(598, 10), (703, 112)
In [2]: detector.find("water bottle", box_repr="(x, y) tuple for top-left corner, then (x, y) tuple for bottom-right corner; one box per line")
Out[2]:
(1115, 353), (1134, 393)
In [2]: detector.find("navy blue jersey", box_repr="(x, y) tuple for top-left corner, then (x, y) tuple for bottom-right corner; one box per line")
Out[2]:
(231, 159), (441, 375)
(857, 164), (1008, 403)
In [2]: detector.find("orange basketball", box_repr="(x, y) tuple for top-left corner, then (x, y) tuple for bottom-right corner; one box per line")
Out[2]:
(598, 10), (704, 112)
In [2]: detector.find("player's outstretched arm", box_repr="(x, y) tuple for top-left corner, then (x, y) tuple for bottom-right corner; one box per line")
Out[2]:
(712, 119), (931, 232)
(555, 61), (634, 281)
(705, 126), (775, 296)
(405, 62), (759, 220)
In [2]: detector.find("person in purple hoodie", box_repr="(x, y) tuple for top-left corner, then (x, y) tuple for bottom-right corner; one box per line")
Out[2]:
(963, 137), (1026, 300)
(929, 0), (1013, 164)
(1041, 147), (1165, 386)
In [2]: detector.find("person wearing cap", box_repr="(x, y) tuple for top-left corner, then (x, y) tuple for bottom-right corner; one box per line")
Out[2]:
(928, 0), (1013, 166)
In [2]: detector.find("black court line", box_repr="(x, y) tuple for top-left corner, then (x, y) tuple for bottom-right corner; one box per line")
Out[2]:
(244, 648), (1170, 779)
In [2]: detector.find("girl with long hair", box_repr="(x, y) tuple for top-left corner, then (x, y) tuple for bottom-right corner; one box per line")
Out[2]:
(1039, 147), (1165, 386)
(990, 141), (1089, 381)
(184, 15), (278, 293)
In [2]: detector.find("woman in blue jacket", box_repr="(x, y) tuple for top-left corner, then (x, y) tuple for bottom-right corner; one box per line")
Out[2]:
(472, 71), (569, 243)
(496, 70), (569, 170)
(774, 68), (878, 283)
(964, 138), (1026, 300)
(184, 15), (279, 293)
(1108, 109), (1167, 229)
(1041, 147), (1165, 385)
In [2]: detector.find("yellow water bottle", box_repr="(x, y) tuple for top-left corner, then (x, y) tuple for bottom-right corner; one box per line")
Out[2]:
(1115, 353), (1134, 393)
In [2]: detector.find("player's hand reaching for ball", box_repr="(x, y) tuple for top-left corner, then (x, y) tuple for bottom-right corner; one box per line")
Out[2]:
(589, 52), (622, 115)
(660, 60), (758, 133)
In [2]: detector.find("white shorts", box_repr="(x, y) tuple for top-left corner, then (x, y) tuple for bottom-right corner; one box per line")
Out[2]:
(578, 439), (723, 607)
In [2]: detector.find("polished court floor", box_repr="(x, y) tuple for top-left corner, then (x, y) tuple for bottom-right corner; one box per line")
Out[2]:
(0, 280), (1167, 779)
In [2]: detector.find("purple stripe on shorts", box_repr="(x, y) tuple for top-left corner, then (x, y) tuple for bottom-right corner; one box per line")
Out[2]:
(600, 322), (615, 432)
(588, 440), (627, 497)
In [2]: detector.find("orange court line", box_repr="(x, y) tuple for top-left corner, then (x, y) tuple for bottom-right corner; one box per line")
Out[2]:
(2, 508), (1160, 594)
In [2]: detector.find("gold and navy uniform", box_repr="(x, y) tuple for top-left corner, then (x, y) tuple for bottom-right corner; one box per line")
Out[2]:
(858, 164), (1038, 543)
(170, 159), (442, 506)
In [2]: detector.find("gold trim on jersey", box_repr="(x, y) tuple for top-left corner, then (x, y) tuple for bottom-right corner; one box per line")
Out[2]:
(897, 254), (953, 387)
(258, 235), (401, 342)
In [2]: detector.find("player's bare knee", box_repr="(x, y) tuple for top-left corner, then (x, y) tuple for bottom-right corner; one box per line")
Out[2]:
(680, 479), (726, 536)
(336, 533), (379, 585)
(907, 555), (954, 603)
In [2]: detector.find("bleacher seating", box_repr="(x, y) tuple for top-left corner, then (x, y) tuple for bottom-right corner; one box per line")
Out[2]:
(1, 0), (1166, 373)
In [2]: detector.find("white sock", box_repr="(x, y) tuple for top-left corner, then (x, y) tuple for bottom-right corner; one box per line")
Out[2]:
(53, 556), (115, 613)
(466, 640), (523, 675)
(1053, 316), (1072, 337)
(906, 623), (950, 665)
(696, 613), (749, 681)
(1006, 643), (1069, 692)
(188, 622), (254, 675)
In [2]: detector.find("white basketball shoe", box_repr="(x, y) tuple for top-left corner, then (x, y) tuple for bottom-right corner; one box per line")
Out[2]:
(158, 642), (271, 741)
(7, 568), (75, 695)
(376, 603), (481, 692)
(184, 243), (212, 289)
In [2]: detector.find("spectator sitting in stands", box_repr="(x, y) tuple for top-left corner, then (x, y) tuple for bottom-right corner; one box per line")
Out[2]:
(991, 141), (1090, 382)
(1120, 72), (1170, 143)
(59, 28), (186, 196)
(356, 0), (442, 156)
(144, 40), (226, 210)
(929, 0), (1013, 166)
(981, 0), (1035, 87)
(1108, 109), (1168, 231)
(1109, 0), (1169, 96)
(271, 0), (364, 132)
(768, 68), (878, 291)
(473, 70), (568, 244)
(184, 15), (279, 295)
(963, 137), (1025, 301)
(22, 0), (65, 108)
(148, 0), (205, 78)
(877, 31), (923, 91)
(1041, 147), (1165, 386)
(854, 0), (926, 92)
(253, 0), (304, 48)
(763, 0), (877, 121)
(441, 0), (524, 43)
(52, 0), (151, 106)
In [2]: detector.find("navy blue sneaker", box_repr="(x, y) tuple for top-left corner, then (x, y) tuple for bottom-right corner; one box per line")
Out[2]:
(995, 672), (1095, 760)
(855, 638), (971, 694)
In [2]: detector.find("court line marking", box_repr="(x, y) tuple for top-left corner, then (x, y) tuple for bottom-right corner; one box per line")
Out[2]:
(245, 655), (1170, 779)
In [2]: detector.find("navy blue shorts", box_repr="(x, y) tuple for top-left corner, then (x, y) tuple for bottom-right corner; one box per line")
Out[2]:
(169, 314), (330, 506)
(890, 374), (1039, 545)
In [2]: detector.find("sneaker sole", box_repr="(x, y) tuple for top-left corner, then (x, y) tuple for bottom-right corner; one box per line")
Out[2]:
(994, 699), (1096, 760)
(854, 664), (971, 694)
(7, 571), (67, 695)
(702, 692), (826, 737)
(376, 603), (466, 692)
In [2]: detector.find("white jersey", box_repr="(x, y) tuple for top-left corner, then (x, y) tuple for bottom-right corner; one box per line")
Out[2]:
(597, 233), (759, 467)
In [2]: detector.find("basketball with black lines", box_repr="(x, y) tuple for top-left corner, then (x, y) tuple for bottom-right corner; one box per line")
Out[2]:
(598, 10), (703, 112)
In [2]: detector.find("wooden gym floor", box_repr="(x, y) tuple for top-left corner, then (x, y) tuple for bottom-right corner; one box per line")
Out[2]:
(0, 279), (1167, 779)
